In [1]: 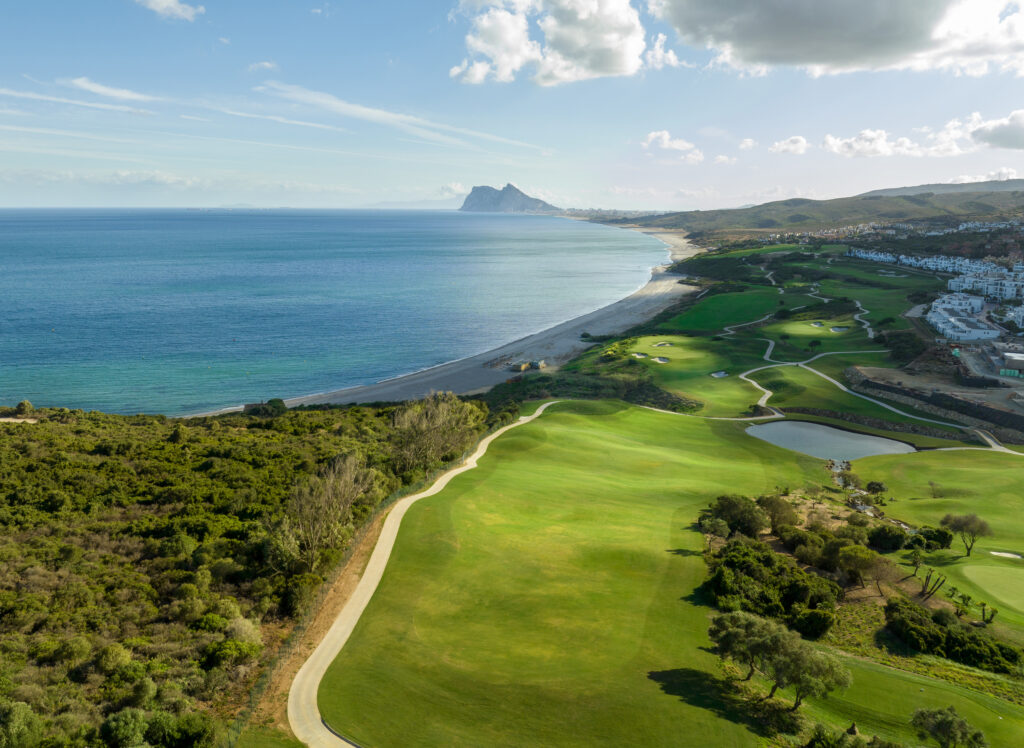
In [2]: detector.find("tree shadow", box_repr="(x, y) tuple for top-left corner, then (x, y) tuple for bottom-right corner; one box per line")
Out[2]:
(667, 548), (704, 558)
(648, 668), (802, 738)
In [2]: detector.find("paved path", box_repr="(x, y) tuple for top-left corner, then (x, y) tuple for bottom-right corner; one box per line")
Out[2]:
(853, 301), (876, 339)
(287, 401), (564, 747)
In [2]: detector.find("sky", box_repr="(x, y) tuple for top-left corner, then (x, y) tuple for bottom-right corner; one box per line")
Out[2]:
(3, 1), (1024, 210)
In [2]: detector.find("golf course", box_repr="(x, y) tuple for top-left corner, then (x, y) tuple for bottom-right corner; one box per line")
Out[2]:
(297, 243), (1024, 747)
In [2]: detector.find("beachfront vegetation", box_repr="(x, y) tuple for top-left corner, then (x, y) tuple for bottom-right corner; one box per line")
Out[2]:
(0, 393), (488, 746)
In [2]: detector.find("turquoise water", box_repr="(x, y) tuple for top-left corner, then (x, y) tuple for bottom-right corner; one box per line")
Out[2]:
(0, 210), (667, 415)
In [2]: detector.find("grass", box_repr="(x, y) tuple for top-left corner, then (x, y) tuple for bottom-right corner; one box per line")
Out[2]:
(235, 727), (305, 748)
(855, 449), (1024, 632)
(749, 365), (963, 432)
(622, 335), (769, 417)
(317, 402), (1024, 746)
(659, 287), (808, 333)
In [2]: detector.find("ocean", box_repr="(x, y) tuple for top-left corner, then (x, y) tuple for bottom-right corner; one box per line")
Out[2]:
(0, 210), (667, 416)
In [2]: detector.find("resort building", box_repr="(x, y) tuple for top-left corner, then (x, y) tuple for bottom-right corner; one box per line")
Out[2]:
(926, 294), (1002, 341)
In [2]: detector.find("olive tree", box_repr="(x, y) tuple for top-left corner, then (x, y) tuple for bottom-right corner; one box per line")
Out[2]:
(940, 514), (992, 557)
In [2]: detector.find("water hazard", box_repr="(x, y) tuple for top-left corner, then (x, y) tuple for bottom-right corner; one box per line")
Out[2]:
(746, 420), (916, 461)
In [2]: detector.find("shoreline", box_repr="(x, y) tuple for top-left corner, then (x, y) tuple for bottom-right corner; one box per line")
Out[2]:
(191, 227), (699, 415)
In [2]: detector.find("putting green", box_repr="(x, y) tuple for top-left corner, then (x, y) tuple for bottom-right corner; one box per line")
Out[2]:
(318, 402), (1024, 746)
(857, 449), (1024, 630)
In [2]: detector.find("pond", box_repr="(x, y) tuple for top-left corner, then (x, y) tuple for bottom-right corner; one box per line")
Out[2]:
(745, 421), (917, 461)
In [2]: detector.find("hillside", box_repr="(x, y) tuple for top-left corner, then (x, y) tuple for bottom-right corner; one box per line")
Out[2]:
(862, 178), (1024, 197)
(619, 188), (1024, 240)
(459, 183), (560, 213)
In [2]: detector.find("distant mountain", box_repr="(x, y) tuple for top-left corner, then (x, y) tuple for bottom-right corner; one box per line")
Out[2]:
(860, 179), (1024, 197)
(617, 188), (1024, 239)
(459, 183), (560, 213)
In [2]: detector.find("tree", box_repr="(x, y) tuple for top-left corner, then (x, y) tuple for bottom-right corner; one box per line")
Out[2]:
(868, 524), (907, 551)
(909, 548), (924, 577)
(707, 611), (785, 680)
(837, 471), (862, 490)
(285, 454), (376, 572)
(13, 401), (32, 417)
(391, 392), (487, 472)
(940, 514), (992, 557)
(705, 495), (769, 538)
(100, 708), (149, 748)
(911, 706), (987, 748)
(757, 494), (799, 531)
(0, 701), (42, 748)
(786, 646), (852, 711)
(838, 545), (878, 589)
(865, 481), (887, 495)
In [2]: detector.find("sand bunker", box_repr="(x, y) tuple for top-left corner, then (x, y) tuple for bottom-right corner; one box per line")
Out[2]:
(710, 370), (729, 378)
(653, 357), (670, 363)
(830, 326), (850, 333)
(811, 322), (824, 328)
(632, 352), (648, 358)
(653, 342), (673, 347)
(991, 551), (1022, 559)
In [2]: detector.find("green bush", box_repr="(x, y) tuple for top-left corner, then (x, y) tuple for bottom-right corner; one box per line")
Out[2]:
(885, 598), (1020, 673)
(868, 524), (908, 552)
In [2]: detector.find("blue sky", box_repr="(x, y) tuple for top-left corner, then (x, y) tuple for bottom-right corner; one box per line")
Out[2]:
(2, 1), (1024, 210)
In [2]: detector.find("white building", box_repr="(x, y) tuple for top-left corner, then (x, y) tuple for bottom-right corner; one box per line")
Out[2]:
(926, 294), (1002, 341)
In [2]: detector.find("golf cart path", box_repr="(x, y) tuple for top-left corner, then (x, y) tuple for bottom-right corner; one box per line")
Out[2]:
(711, 298), (1020, 452)
(287, 401), (564, 747)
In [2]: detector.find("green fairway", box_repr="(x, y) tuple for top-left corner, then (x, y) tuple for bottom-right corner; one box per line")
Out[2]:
(750, 364), (964, 433)
(625, 335), (768, 416)
(659, 288), (810, 333)
(855, 449), (1024, 631)
(317, 402), (1024, 746)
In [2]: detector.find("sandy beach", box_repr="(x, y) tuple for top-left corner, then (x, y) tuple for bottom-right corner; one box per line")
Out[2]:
(272, 229), (699, 408)
(189, 228), (698, 414)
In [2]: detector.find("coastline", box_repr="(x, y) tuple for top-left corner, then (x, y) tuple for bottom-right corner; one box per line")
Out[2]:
(195, 228), (698, 414)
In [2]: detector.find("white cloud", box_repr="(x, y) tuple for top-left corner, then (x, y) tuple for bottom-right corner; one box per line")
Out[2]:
(645, 32), (688, 70)
(215, 108), (346, 132)
(642, 129), (704, 162)
(450, 59), (493, 84)
(648, 0), (1024, 77)
(0, 107), (29, 116)
(249, 61), (279, 72)
(822, 129), (926, 158)
(260, 80), (543, 150)
(439, 182), (468, 197)
(0, 87), (153, 115)
(134, 0), (205, 22)
(714, 154), (737, 164)
(219, 37), (231, 45)
(821, 118), (978, 158)
(972, 109), (1024, 149)
(949, 167), (1019, 183)
(769, 135), (809, 154)
(64, 77), (159, 102)
(180, 114), (209, 122)
(738, 138), (756, 150)
(461, 7), (541, 82)
(453, 1), (649, 85)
